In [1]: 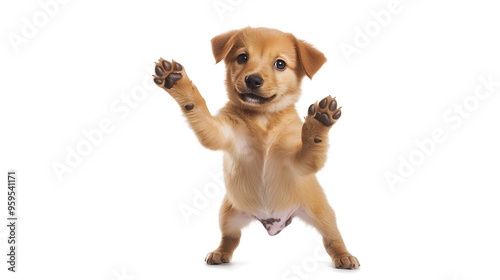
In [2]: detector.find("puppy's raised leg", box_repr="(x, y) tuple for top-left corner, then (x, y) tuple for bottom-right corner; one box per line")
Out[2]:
(299, 193), (360, 269)
(205, 196), (252, 264)
(153, 58), (231, 151)
(295, 96), (341, 175)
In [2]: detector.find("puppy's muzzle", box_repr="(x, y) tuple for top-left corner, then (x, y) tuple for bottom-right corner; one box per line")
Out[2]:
(238, 74), (276, 104)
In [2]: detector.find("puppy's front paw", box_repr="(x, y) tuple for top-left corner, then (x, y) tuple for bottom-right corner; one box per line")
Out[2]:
(153, 58), (186, 91)
(333, 254), (360, 269)
(302, 96), (341, 144)
(205, 251), (232, 265)
(307, 96), (341, 127)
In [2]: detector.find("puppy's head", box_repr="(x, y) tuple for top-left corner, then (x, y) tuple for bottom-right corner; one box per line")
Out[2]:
(211, 27), (326, 113)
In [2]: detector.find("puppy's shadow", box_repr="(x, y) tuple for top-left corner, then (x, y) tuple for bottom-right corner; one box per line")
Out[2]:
(322, 261), (362, 273)
(204, 261), (251, 270)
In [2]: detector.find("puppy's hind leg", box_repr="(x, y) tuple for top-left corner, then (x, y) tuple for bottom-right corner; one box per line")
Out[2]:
(205, 196), (252, 265)
(298, 188), (360, 269)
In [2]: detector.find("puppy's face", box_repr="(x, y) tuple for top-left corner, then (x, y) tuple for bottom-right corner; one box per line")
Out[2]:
(212, 27), (327, 113)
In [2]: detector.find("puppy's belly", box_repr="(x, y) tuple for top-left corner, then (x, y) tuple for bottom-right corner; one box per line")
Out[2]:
(244, 208), (300, 236)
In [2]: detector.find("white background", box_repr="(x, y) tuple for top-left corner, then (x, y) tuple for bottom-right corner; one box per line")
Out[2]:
(1, 0), (500, 279)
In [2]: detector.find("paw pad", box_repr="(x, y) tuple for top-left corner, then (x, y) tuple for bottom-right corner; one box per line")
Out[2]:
(308, 96), (341, 127)
(153, 58), (183, 89)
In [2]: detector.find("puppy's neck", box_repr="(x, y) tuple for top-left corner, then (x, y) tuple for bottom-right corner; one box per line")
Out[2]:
(236, 104), (297, 132)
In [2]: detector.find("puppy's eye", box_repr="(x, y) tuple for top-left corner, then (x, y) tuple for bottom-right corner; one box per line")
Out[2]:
(237, 53), (248, 64)
(274, 59), (286, 70)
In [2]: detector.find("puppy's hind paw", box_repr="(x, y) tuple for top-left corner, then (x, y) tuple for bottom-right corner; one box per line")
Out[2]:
(334, 254), (360, 269)
(205, 251), (232, 265)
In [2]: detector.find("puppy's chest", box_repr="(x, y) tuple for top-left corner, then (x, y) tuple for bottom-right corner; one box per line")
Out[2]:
(228, 127), (290, 199)
(234, 115), (282, 155)
(233, 129), (278, 163)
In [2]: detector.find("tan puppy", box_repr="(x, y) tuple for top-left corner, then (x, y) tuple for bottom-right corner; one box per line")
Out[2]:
(153, 27), (359, 269)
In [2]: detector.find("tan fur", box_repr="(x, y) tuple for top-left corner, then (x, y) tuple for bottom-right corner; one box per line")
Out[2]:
(153, 27), (359, 269)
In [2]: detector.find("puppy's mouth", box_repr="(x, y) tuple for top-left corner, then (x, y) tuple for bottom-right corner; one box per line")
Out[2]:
(238, 92), (277, 105)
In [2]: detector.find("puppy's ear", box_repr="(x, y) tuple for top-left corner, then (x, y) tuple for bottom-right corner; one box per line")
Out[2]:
(295, 39), (327, 79)
(211, 30), (240, 64)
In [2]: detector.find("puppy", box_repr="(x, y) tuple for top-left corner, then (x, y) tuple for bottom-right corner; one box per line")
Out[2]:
(153, 27), (359, 269)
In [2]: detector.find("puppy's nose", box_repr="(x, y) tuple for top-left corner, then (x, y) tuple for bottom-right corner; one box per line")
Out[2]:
(245, 75), (264, 89)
